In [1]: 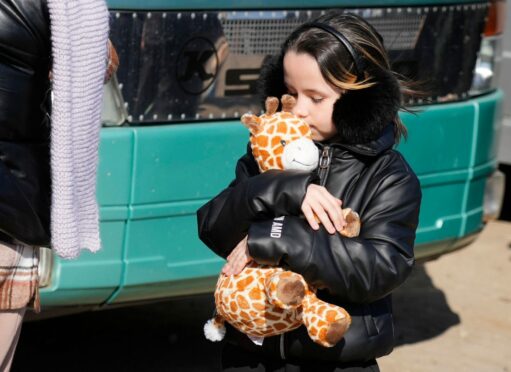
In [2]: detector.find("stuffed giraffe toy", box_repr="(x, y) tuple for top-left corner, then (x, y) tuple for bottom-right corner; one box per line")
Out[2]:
(204, 95), (361, 348)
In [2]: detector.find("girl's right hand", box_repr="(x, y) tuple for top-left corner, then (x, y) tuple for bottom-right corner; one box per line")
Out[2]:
(301, 184), (346, 234)
(222, 236), (251, 276)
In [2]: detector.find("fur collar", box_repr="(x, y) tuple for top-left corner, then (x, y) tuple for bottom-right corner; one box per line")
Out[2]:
(335, 124), (395, 157)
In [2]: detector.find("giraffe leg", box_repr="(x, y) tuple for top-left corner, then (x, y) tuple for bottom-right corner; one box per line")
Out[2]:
(265, 270), (306, 310)
(301, 295), (351, 347)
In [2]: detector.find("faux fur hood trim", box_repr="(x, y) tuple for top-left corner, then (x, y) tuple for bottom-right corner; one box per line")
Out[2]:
(257, 55), (287, 108)
(333, 68), (401, 144)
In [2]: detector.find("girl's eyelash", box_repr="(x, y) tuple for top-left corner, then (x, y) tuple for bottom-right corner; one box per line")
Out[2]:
(286, 91), (323, 103)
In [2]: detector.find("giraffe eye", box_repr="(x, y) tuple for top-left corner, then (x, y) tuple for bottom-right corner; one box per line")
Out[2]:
(280, 140), (286, 147)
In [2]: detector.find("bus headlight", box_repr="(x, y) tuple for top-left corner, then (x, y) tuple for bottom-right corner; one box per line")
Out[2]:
(469, 0), (506, 96)
(483, 170), (506, 221)
(469, 36), (503, 95)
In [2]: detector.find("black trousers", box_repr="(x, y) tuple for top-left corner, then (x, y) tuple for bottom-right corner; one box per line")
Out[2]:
(221, 343), (380, 372)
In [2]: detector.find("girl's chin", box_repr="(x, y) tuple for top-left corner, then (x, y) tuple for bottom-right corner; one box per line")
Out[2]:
(311, 135), (322, 142)
(311, 130), (324, 142)
(312, 132), (339, 143)
(310, 127), (320, 139)
(311, 128), (336, 142)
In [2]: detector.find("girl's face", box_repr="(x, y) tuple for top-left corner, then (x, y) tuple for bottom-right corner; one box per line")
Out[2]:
(283, 51), (342, 142)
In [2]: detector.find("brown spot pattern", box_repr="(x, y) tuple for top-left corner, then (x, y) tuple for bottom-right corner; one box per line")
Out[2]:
(230, 301), (238, 312)
(274, 146), (283, 155)
(237, 294), (250, 309)
(249, 287), (262, 300)
(276, 157), (283, 169)
(257, 135), (268, 148)
(326, 310), (338, 323)
(236, 275), (254, 291)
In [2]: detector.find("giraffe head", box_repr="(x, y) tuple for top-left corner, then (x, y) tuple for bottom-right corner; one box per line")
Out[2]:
(241, 95), (319, 172)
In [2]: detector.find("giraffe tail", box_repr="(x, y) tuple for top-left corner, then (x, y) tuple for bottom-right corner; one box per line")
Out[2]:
(204, 313), (226, 342)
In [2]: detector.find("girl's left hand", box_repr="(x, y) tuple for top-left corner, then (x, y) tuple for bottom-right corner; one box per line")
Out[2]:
(301, 184), (346, 234)
(222, 236), (252, 276)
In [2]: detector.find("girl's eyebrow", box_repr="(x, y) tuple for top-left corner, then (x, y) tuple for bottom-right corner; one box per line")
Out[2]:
(303, 88), (328, 96)
(284, 80), (294, 90)
(284, 81), (329, 96)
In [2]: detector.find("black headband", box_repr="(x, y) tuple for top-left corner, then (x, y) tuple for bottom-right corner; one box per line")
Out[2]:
(305, 21), (364, 77)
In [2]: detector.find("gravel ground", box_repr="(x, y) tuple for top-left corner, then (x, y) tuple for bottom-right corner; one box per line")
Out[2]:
(379, 220), (511, 372)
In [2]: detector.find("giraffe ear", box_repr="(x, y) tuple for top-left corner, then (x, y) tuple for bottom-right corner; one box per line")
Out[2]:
(241, 114), (262, 135)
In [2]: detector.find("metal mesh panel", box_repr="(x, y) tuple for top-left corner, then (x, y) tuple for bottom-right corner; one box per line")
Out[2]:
(220, 12), (316, 55)
(370, 16), (425, 50)
(220, 11), (425, 55)
(107, 3), (489, 125)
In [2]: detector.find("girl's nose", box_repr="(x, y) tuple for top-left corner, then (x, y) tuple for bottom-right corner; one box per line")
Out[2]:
(292, 97), (308, 118)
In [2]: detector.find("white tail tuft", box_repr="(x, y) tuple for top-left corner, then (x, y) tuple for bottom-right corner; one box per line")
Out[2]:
(204, 318), (226, 342)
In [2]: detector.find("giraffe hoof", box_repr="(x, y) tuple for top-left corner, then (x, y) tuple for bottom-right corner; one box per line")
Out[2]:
(277, 277), (305, 307)
(325, 319), (350, 346)
(340, 209), (361, 238)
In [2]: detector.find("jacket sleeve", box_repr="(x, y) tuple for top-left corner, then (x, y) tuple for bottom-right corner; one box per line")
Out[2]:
(247, 169), (422, 304)
(197, 144), (318, 259)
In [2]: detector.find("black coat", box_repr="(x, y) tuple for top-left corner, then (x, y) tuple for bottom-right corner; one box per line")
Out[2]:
(0, 0), (52, 246)
(197, 125), (422, 364)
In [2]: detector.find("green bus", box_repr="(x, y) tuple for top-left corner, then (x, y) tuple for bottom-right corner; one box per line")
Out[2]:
(37, 0), (506, 314)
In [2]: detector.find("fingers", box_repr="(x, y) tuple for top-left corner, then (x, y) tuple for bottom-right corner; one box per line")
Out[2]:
(223, 255), (250, 276)
(222, 236), (252, 276)
(312, 204), (337, 234)
(226, 236), (247, 260)
(322, 192), (346, 232)
(302, 203), (319, 230)
(301, 185), (346, 234)
(223, 252), (251, 275)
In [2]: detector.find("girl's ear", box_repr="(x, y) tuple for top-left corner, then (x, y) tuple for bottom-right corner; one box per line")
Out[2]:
(332, 68), (401, 144)
(241, 114), (263, 135)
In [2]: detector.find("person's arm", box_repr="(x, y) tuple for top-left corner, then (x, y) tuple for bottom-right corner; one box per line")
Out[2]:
(247, 169), (422, 303)
(197, 144), (317, 259)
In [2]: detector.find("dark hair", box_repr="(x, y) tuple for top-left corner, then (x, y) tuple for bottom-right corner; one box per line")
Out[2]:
(259, 11), (420, 144)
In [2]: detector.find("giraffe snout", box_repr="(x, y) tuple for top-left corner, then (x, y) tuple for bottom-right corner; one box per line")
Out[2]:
(282, 137), (319, 171)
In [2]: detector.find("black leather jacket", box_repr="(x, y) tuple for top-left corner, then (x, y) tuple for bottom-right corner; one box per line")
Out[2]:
(197, 125), (422, 363)
(0, 0), (52, 246)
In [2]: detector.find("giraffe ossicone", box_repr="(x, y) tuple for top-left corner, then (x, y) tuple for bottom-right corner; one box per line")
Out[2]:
(204, 95), (358, 348)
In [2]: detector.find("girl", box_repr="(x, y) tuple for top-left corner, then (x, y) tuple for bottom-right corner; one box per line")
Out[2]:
(197, 11), (421, 371)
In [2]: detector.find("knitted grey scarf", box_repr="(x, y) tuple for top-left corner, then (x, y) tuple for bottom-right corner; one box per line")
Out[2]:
(47, 0), (110, 259)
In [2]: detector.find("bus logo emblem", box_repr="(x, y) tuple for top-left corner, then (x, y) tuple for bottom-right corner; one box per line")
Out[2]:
(177, 37), (219, 95)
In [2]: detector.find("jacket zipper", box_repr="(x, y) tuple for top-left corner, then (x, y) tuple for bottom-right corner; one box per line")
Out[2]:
(278, 146), (332, 360)
(318, 146), (332, 187)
